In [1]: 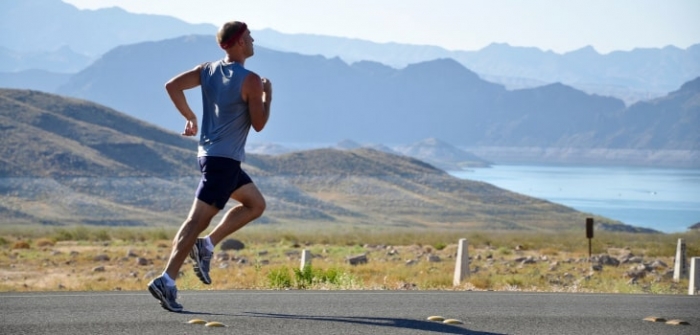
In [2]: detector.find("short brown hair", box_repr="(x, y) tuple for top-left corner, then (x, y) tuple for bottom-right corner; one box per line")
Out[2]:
(217, 21), (248, 49)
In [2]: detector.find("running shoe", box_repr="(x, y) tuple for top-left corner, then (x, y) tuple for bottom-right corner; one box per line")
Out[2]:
(189, 238), (213, 285)
(147, 276), (183, 312)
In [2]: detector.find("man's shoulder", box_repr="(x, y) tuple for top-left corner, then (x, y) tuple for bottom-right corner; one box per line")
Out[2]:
(202, 60), (219, 68)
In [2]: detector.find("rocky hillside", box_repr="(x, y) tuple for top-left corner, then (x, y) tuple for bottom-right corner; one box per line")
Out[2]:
(0, 89), (654, 232)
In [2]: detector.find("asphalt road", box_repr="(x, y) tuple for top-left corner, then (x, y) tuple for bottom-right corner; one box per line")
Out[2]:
(1, 290), (698, 335)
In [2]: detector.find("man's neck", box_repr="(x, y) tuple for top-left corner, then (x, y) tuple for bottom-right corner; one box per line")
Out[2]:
(224, 53), (246, 65)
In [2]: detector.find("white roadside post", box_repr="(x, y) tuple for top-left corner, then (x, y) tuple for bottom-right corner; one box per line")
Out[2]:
(673, 239), (687, 282)
(301, 249), (311, 271)
(689, 257), (699, 295)
(453, 238), (470, 286)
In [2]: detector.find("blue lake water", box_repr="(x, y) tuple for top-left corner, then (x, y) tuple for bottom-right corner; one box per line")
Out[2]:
(449, 166), (700, 233)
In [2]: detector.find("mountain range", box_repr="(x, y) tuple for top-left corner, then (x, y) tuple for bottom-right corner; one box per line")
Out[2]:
(253, 29), (700, 102)
(0, 0), (698, 169)
(2, 88), (653, 232)
(2, 0), (699, 105)
(46, 35), (700, 167)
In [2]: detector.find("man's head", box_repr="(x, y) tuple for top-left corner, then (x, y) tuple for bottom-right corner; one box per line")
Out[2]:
(217, 21), (249, 50)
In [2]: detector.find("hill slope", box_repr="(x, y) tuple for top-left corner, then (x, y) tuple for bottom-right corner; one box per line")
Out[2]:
(0, 89), (196, 177)
(0, 89), (652, 232)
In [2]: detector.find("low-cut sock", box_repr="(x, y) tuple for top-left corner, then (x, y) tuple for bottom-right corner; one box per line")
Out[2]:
(161, 272), (176, 287)
(203, 236), (215, 252)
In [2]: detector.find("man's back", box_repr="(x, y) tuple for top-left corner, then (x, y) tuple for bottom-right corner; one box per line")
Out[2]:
(198, 60), (252, 161)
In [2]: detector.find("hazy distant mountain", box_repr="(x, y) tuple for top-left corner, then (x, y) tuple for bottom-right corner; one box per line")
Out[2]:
(41, 35), (699, 167)
(612, 77), (700, 150)
(0, 45), (94, 73)
(395, 138), (491, 171)
(253, 30), (700, 103)
(335, 139), (362, 150)
(246, 142), (296, 156)
(0, 0), (215, 56)
(3, 88), (656, 232)
(0, 69), (72, 92)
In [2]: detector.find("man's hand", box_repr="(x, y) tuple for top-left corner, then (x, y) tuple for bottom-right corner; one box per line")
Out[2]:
(262, 77), (272, 100)
(182, 118), (198, 136)
(166, 64), (202, 137)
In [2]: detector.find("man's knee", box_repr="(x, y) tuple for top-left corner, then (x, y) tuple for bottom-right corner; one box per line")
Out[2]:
(233, 184), (266, 219)
(249, 196), (266, 219)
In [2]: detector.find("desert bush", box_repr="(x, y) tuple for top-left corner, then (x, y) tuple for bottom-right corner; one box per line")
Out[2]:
(468, 274), (493, 290)
(93, 229), (111, 242)
(293, 266), (314, 289)
(505, 276), (524, 287)
(289, 265), (348, 289)
(110, 227), (174, 242)
(267, 267), (292, 289)
(12, 241), (31, 249)
(148, 229), (172, 241)
(35, 238), (56, 247)
(433, 242), (447, 251)
(317, 267), (343, 285)
(53, 226), (90, 241)
(497, 246), (512, 255)
(540, 247), (559, 256)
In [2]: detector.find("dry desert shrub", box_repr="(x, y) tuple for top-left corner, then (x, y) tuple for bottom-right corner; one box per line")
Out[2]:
(35, 238), (56, 247)
(467, 275), (493, 290)
(12, 241), (30, 250)
(539, 247), (559, 256)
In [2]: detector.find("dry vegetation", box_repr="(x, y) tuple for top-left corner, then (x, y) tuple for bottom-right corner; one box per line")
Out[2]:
(1, 225), (698, 294)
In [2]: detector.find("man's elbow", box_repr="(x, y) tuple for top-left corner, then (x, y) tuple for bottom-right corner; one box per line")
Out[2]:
(251, 114), (269, 132)
(164, 81), (176, 94)
(251, 123), (266, 132)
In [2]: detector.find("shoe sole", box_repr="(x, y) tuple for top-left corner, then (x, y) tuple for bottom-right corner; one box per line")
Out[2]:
(148, 283), (183, 312)
(189, 244), (212, 285)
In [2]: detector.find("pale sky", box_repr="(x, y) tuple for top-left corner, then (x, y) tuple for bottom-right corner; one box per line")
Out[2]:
(63, 0), (699, 54)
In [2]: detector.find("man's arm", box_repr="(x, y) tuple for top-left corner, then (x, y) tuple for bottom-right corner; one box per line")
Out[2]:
(242, 72), (272, 132)
(165, 65), (202, 136)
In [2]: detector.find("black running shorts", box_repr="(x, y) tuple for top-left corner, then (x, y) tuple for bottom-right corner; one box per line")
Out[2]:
(195, 156), (252, 209)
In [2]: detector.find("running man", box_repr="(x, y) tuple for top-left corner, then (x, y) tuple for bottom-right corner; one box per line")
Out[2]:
(148, 20), (272, 312)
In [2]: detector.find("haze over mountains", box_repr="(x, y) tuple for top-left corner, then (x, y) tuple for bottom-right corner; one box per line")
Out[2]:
(0, 0), (214, 56)
(2, 0), (699, 104)
(1, 0), (698, 168)
(50, 37), (700, 167)
(253, 29), (700, 102)
(1, 88), (651, 232)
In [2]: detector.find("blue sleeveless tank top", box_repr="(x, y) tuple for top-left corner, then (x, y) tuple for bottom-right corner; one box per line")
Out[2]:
(197, 60), (252, 162)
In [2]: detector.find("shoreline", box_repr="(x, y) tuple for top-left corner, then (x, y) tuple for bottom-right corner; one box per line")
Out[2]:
(449, 165), (700, 234)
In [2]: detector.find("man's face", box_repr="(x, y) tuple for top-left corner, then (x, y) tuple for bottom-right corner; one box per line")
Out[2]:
(242, 30), (254, 57)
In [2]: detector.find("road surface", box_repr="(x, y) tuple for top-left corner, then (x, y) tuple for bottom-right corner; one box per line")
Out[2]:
(1, 290), (698, 334)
